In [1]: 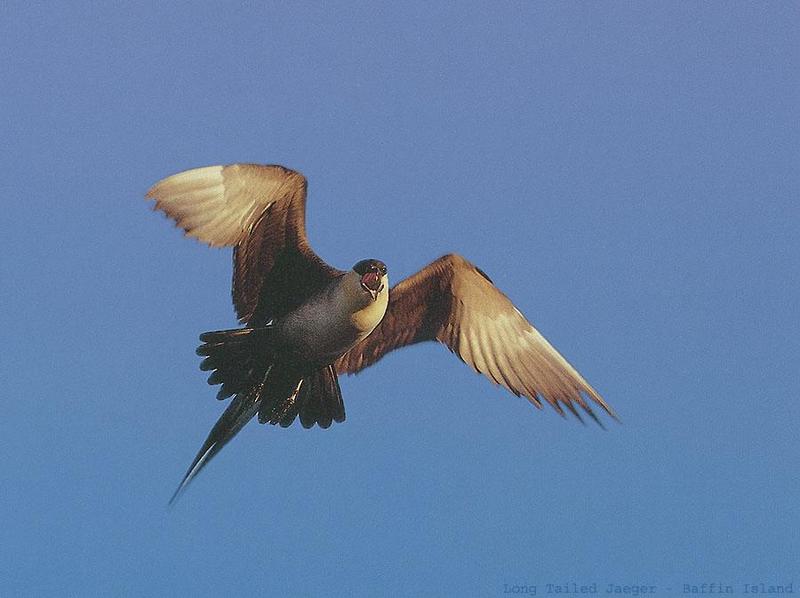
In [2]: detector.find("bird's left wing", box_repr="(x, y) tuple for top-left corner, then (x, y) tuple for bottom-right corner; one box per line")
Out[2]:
(336, 254), (616, 424)
(146, 164), (342, 325)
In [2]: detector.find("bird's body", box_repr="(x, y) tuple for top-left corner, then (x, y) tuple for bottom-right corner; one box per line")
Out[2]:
(277, 269), (389, 364)
(147, 162), (616, 503)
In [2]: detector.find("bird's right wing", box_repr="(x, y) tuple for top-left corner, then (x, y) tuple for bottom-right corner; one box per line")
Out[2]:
(147, 164), (342, 325)
(336, 254), (616, 424)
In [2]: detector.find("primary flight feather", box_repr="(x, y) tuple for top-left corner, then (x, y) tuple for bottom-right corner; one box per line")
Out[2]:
(146, 163), (616, 503)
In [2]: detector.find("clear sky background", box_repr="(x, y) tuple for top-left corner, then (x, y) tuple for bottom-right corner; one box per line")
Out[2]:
(2, 3), (798, 596)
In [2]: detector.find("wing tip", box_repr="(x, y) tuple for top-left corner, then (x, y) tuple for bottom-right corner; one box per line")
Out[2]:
(144, 165), (239, 247)
(521, 385), (618, 428)
(581, 386), (620, 426)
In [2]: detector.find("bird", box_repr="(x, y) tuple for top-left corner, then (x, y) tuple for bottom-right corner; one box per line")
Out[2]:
(146, 163), (616, 503)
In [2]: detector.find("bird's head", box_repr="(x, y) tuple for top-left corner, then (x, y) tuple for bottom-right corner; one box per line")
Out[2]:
(352, 259), (388, 301)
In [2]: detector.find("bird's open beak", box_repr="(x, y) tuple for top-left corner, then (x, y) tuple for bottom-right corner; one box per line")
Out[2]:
(360, 271), (384, 300)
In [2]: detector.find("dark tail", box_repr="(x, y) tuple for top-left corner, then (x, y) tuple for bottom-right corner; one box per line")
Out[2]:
(168, 383), (261, 505)
(169, 326), (345, 504)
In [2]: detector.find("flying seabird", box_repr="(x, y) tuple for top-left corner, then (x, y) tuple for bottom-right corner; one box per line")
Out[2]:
(146, 163), (616, 503)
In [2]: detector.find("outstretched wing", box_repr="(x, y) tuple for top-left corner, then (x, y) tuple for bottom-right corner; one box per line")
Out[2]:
(146, 163), (343, 325)
(336, 254), (616, 424)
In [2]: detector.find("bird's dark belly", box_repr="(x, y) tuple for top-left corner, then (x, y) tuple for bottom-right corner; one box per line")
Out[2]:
(275, 317), (365, 366)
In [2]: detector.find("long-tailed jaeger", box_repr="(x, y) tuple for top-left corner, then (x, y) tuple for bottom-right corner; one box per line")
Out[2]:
(147, 163), (617, 503)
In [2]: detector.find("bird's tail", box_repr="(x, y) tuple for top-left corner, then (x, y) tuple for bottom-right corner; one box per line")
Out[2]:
(170, 326), (345, 504)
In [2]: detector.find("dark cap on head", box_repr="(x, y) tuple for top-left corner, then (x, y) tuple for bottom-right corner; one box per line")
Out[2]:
(353, 259), (387, 276)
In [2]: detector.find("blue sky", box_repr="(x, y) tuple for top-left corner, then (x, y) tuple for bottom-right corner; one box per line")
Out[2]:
(2, 2), (798, 596)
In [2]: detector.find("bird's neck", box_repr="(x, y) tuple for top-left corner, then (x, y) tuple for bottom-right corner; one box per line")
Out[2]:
(338, 271), (389, 336)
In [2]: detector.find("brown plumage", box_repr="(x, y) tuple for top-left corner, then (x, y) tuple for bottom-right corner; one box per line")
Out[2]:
(147, 162), (615, 503)
(336, 253), (615, 425)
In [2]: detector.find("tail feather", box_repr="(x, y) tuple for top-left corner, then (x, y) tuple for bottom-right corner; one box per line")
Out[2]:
(171, 326), (348, 504)
(197, 327), (275, 400)
(169, 375), (265, 505)
(170, 327), (275, 504)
